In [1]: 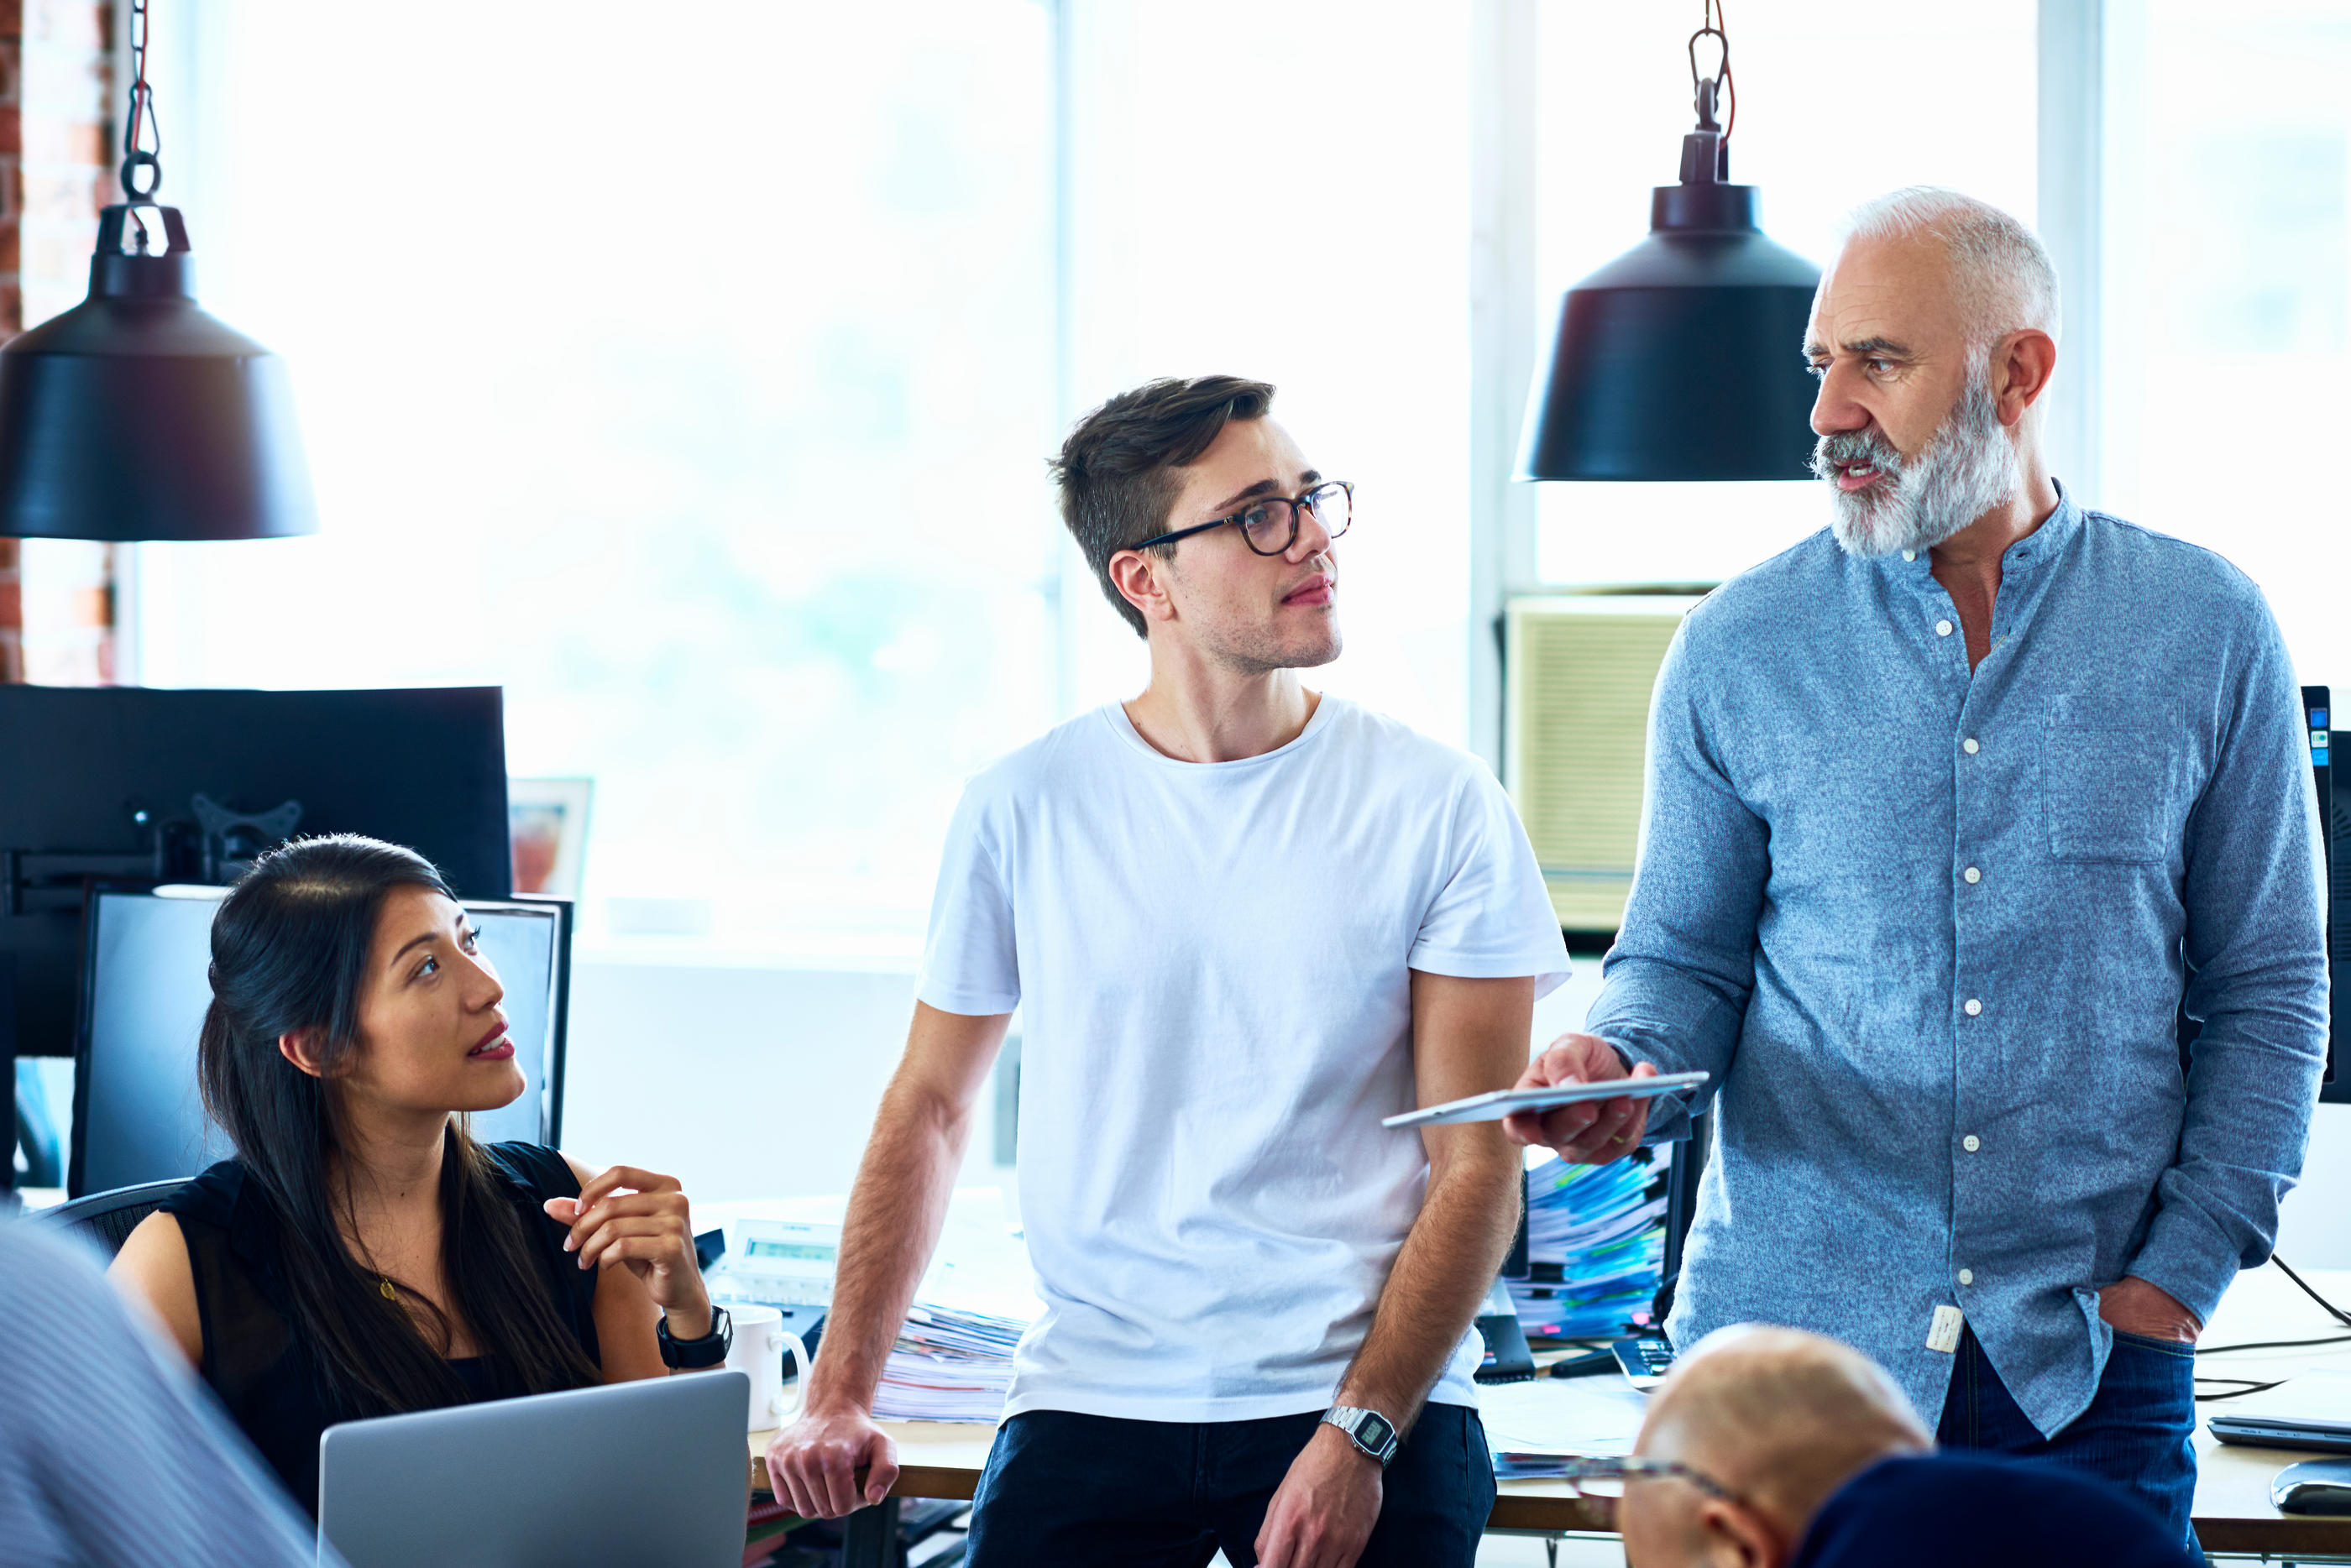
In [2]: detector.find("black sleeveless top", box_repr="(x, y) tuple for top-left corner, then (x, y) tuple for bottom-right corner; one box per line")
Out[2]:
(160, 1141), (603, 1512)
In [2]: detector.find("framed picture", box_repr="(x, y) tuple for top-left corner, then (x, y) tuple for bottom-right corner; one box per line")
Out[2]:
(508, 777), (593, 899)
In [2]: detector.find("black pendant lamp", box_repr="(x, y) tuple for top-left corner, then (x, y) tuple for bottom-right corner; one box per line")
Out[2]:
(1517, 5), (1820, 483)
(0, 0), (313, 541)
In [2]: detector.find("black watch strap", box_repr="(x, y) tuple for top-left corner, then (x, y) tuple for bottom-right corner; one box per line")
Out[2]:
(657, 1305), (733, 1369)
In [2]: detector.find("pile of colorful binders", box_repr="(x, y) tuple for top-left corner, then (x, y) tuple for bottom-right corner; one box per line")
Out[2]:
(1506, 1151), (1668, 1341)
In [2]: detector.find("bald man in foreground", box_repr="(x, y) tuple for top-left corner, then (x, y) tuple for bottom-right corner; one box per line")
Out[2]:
(1619, 1327), (2197, 1568)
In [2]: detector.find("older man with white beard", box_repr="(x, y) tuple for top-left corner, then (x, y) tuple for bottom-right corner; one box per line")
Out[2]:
(1504, 187), (2327, 1549)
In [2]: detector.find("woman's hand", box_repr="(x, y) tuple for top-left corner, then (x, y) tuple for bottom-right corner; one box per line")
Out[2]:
(543, 1165), (713, 1338)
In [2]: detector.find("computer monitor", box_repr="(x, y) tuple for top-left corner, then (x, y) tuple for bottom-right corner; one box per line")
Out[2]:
(67, 887), (570, 1196)
(2, 684), (512, 1068)
(2323, 714), (2348, 1106)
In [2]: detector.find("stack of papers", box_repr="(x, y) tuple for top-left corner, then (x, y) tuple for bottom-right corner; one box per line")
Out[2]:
(870, 1303), (1031, 1423)
(1507, 1152), (1668, 1340)
(1479, 1375), (1645, 1472)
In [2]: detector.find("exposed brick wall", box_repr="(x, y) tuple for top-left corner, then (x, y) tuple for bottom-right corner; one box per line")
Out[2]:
(0, 9), (19, 680)
(21, 0), (110, 327)
(0, 539), (20, 682)
(0, 0), (116, 686)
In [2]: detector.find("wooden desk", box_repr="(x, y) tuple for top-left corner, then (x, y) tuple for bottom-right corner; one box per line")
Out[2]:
(749, 1264), (2351, 1563)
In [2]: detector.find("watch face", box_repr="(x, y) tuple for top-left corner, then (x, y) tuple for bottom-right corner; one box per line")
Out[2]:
(1359, 1414), (1394, 1450)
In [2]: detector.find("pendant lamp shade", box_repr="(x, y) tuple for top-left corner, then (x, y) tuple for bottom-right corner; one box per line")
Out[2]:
(1517, 97), (1821, 481)
(0, 204), (315, 541)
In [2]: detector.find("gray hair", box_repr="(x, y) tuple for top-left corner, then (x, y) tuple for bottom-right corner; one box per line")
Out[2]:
(1842, 186), (2060, 348)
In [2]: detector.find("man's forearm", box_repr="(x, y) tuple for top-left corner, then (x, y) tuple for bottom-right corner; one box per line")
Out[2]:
(2126, 1002), (2323, 1325)
(1333, 1146), (1522, 1432)
(804, 1070), (973, 1414)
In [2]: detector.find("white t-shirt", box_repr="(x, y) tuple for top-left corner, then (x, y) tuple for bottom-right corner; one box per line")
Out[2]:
(917, 696), (1569, 1423)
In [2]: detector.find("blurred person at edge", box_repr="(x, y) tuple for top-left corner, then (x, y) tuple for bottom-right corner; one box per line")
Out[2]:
(1508, 187), (2326, 1555)
(0, 1219), (344, 1567)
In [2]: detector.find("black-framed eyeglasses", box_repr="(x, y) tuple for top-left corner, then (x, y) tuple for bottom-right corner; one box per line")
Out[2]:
(1132, 479), (1354, 557)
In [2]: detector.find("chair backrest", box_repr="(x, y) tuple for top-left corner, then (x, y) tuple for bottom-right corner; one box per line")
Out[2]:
(35, 1179), (189, 1260)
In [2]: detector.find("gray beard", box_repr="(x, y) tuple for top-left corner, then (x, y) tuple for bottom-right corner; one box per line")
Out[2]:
(1814, 376), (2020, 560)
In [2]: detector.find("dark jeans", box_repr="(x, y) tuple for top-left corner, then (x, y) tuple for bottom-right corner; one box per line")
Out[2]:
(961, 1405), (1495, 1568)
(1936, 1323), (2200, 1554)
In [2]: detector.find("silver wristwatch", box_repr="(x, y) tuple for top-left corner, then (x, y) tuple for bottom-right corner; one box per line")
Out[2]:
(1322, 1405), (1401, 1466)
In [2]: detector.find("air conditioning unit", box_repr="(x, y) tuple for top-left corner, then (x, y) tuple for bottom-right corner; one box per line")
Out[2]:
(1505, 592), (1707, 938)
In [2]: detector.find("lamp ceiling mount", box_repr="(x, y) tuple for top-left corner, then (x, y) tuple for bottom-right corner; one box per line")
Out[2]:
(0, 0), (317, 542)
(1515, 0), (1821, 483)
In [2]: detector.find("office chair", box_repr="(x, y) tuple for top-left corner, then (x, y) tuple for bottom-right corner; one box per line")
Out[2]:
(38, 1179), (188, 1260)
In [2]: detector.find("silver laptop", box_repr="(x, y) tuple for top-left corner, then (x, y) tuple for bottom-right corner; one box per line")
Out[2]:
(317, 1372), (750, 1568)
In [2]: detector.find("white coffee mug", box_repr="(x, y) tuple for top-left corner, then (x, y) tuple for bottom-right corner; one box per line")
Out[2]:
(725, 1304), (810, 1432)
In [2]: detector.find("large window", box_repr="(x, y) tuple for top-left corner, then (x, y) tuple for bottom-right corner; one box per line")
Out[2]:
(127, 1), (1486, 956)
(2101, 0), (2351, 687)
(1529, 0), (2040, 588)
(112, 3), (2102, 954)
(134, 2), (1059, 956)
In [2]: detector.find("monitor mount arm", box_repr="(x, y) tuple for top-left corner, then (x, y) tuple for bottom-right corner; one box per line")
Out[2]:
(1, 794), (302, 915)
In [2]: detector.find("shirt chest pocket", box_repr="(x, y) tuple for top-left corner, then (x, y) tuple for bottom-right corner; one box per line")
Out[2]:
(2040, 703), (2193, 865)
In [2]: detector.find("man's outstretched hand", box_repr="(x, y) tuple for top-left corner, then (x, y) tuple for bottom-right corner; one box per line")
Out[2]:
(1501, 1033), (1657, 1163)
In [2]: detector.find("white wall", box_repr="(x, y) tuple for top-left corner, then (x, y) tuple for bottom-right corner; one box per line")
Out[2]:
(2280, 1105), (2351, 1271)
(558, 954), (1004, 1205)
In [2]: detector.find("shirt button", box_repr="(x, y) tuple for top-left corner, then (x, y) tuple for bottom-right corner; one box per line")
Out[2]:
(1963, 866), (1982, 884)
(1959, 1268), (1976, 1287)
(1962, 738), (1980, 755)
(1903, 549), (1917, 562)
(1964, 998), (1983, 1017)
(1963, 1135), (1981, 1152)
(1935, 619), (1955, 637)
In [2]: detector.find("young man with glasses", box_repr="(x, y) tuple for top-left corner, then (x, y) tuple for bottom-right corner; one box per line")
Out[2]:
(767, 375), (1568, 1568)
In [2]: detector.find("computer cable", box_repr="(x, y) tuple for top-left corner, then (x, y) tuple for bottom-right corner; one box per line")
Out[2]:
(2191, 1255), (2351, 1402)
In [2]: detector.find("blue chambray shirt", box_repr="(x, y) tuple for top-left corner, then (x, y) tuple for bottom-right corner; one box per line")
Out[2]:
(1587, 489), (2328, 1436)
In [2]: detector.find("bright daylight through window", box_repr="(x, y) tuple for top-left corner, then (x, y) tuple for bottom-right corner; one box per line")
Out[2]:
(124, 0), (1483, 959)
(130, 1), (1058, 958)
(2102, 0), (2351, 688)
(102, 0), (2322, 960)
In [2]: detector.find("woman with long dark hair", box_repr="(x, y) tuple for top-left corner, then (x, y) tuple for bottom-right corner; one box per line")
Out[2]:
(111, 835), (728, 1508)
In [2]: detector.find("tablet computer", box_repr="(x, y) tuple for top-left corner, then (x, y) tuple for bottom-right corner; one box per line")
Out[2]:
(1383, 1071), (1710, 1129)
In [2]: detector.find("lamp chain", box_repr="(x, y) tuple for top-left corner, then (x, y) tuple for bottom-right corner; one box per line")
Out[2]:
(1688, 0), (1736, 145)
(121, 0), (164, 236)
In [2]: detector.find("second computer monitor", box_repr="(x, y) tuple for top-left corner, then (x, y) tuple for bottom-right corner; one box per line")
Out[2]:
(70, 888), (571, 1196)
